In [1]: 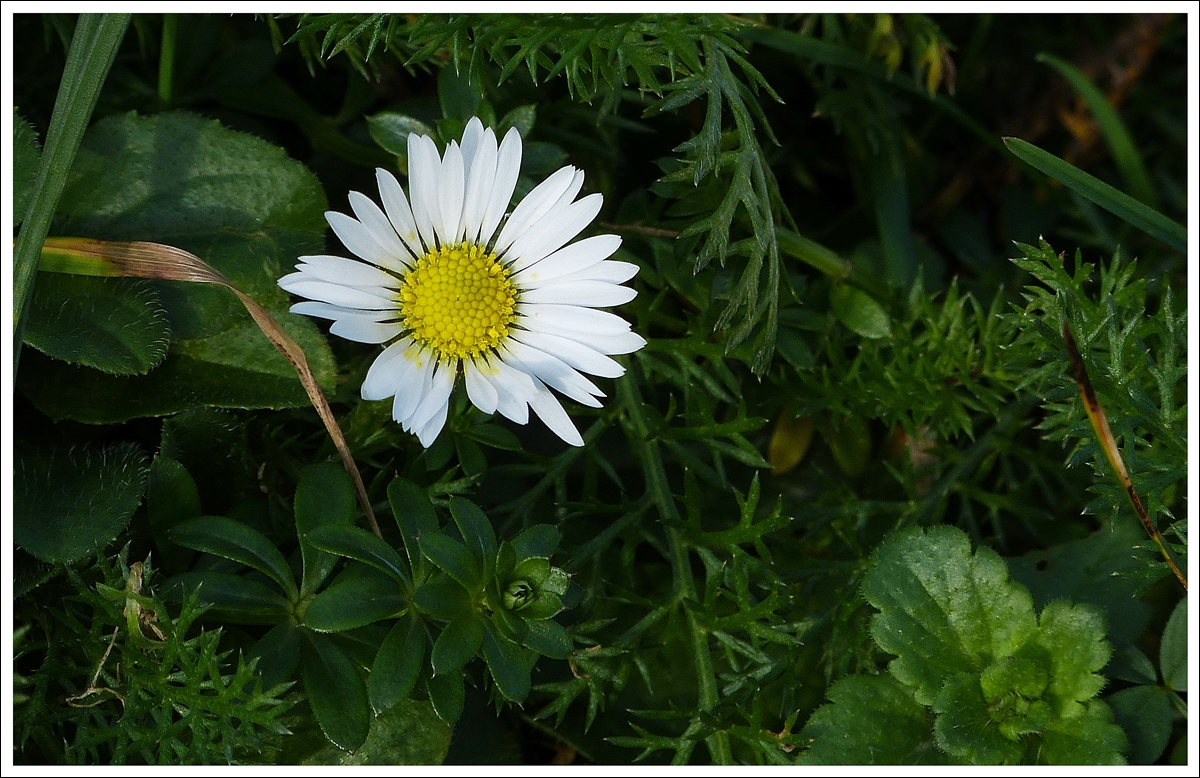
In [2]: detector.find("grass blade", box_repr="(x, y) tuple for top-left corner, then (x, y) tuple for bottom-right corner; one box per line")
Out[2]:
(1004, 137), (1186, 254)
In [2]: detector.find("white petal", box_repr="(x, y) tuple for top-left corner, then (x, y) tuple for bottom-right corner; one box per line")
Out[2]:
(513, 234), (621, 285)
(279, 277), (397, 310)
(518, 280), (637, 307)
(330, 318), (402, 344)
(393, 346), (435, 424)
(408, 359), (457, 433)
(415, 400), (449, 448)
(362, 340), (414, 401)
(493, 166), (578, 256)
(460, 117), (485, 175)
(486, 353), (533, 424)
(348, 191), (415, 269)
(508, 193), (602, 271)
(462, 129), (498, 244)
(437, 141), (466, 245)
(464, 358), (499, 415)
(290, 301), (394, 322)
(503, 342), (604, 407)
(559, 329), (646, 355)
(407, 134), (441, 250)
(326, 211), (400, 270)
(529, 379), (584, 447)
(376, 168), (423, 255)
(512, 330), (624, 378)
(550, 259), (639, 285)
(478, 127), (522, 248)
(297, 255), (399, 288)
(516, 304), (631, 336)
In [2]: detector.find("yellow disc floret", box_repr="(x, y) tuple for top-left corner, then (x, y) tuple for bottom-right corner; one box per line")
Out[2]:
(399, 242), (517, 360)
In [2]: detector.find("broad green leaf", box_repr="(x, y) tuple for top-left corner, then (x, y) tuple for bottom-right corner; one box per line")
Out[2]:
(302, 632), (371, 751)
(932, 673), (1026, 765)
(294, 462), (357, 598)
(389, 477), (439, 583)
(799, 673), (951, 765)
(1003, 137), (1186, 253)
(1036, 700), (1127, 765)
(438, 64), (481, 122)
(14, 108), (41, 225)
(14, 442), (149, 564)
(307, 524), (411, 588)
(464, 423), (523, 451)
(25, 274), (170, 375)
(251, 621), (302, 692)
(165, 571), (290, 624)
(1033, 600), (1110, 712)
(144, 456), (200, 574)
(1008, 518), (1152, 646)
(304, 575), (406, 633)
(170, 516), (298, 601)
(1159, 596), (1187, 692)
(1106, 644), (1157, 686)
(421, 533), (484, 592)
(511, 524), (559, 561)
(863, 525), (1038, 705)
(522, 619), (573, 660)
(481, 621), (533, 703)
(431, 615), (485, 675)
(498, 104), (536, 138)
(301, 698), (451, 765)
(830, 282), (891, 339)
(1108, 685), (1173, 765)
(366, 112), (434, 158)
(369, 614), (426, 715)
(450, 497), (498, 578)
(427, 669), (465, 724)
(515, 591), (564, 622)
(413, 578), (472, 621)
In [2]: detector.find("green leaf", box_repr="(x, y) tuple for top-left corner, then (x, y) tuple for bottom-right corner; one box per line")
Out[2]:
(522, 619), (573, 659)
(830, 282), (891, 339)
(413, 578), (472, 621)
(426, 669), (465, 724)
(294, 462), (358, 598)
(250, 621), (302, 691)
(420, 533), (484, 592)
(464, 423), (523, 451)
(302, 632), (371, 751)
(431, 615), (485, 675)
(932, 673), (1026, 765)
(15, 442), (149, 564)
(481, 621), (533, 702)
(450, 497), (498, 579)
(1108, 685), (1173, 765)
(301, 698), (451, 765)
(799, 673), (951, 765)
(1003, 137), (1186, 253)
(1033, 600), (1110, 712)
(511, 524), (559, 561)
(165, 571), (291, 623)
(1159, 596), (1187, 692)
(366, 112), (435, 158)
(1036, 700), (1127, 765)
(304, 575), (406, 633)
(13, 108), (41, 225)
(307, 524), (411, 588)
(170, 516), (299, 601)
(498, 104), (536, 138)
(438, 64), (481, 122)
(369, 614), (426, 715)
(144, 456), (200, 574)
(1036, 53), (1157, 208)
(863, 525), (1038, 705)
(389, 477), (439, 583)
(25, 274), (170, 375)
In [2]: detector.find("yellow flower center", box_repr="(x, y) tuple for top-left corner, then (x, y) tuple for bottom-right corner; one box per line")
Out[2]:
(398, 242), (517, 360)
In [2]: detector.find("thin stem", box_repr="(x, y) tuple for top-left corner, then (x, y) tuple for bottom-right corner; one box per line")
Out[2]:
(157, 14), (177, 108)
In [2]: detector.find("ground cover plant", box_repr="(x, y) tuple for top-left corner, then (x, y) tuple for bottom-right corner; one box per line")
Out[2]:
(11, 12), (1189, 765)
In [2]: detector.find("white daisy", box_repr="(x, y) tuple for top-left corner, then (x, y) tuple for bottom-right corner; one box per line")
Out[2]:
(279, 117), (646, 448)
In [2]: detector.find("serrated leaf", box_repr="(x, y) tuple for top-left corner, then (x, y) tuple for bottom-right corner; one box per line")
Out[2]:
(426, 669), (465, 724)
(511, 524), (559, 561)
(431, 615), (485, 675)
(366, 112), (435, 158)
(932, 673), (1026, 765)
(15, 443), (150, 564)
(170, 516), (298, 601)
(1159, 596), (1186, 692)
(799, 673), (951, 765)
(294, 462), (358, 598)
(1108, 685), (1173, 765)
(413, 578), (471, 620)
(369, 614), (426, 715)
(420, 533), (483, 592)
(304, 575), (406, 633)
(449, 497), (498, 578)
(303, 632), (371, 751)
(522, 619), (573, 659)
(1036, 700), (1127, 765)
(863, 525), (1038, 705)
(251, 621), (302, 691)
(165, 571), (291, 623)
(307, 524), (411, 588)
(498, 105), (536, 138)
(1034, 599), (1110, 712)
(389, 477), (438, 583)
(25, 274), (170, 375)
(482, 621), (533, 702)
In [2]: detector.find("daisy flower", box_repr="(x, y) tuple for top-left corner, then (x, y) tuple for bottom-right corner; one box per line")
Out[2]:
(279, 117), (645, 447)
